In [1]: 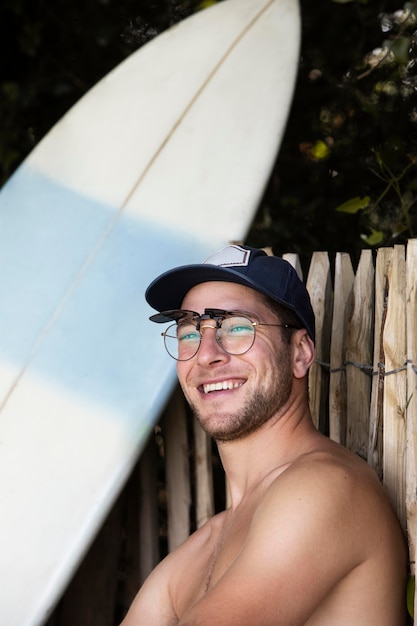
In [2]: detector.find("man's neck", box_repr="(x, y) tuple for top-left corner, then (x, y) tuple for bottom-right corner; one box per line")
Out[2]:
(216, 405), (320, 510)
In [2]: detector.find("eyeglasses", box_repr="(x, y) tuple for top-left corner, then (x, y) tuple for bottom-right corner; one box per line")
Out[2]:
(155, 309), (299, 361)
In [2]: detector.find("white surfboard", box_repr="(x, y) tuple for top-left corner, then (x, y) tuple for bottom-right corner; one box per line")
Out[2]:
(0, 0), (300, 624)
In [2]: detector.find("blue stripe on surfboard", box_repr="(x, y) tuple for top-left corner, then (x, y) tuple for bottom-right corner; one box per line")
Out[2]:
(24, 218), (205, 416)
(0, 166), (115, 364)
(0, 166), (218, 414)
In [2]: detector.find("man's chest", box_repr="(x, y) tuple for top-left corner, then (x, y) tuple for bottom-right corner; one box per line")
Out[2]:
(170, 511), (252, 617)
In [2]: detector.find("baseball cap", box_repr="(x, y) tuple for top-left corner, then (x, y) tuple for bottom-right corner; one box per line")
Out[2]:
(145, 244), (315, 343)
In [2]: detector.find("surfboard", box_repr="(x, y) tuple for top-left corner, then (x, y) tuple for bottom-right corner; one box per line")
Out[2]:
(0, 0), (300, 623)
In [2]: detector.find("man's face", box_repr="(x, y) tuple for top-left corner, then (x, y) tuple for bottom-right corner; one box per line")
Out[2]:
(176, 281), (295, 442)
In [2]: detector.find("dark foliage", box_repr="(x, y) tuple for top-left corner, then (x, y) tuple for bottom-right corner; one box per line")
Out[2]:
(1, 0), (416, 261)
(249, 0), (417, 265)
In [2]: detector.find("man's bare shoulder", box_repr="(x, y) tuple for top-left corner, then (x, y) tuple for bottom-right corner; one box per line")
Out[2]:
(261, 436), (399, 535)
(253, 436), (407, 591)
(271, 434), (383, 491)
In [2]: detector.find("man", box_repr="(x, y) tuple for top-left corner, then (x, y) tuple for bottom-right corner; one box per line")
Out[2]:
(121, 244), (407, 625)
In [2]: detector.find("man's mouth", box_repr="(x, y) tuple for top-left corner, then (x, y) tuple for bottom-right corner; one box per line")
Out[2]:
(202, 380), (244, 394)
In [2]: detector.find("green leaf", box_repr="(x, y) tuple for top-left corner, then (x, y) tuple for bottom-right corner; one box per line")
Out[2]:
(196, 0), (217, 8)
(311, 140), (330, 160)
(389, 37), (411, 65)
(360, 229), (384, 245)
(335, 196), (371, 214)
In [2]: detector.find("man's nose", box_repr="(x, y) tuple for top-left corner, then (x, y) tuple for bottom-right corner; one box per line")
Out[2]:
(197, 324), (228, 364)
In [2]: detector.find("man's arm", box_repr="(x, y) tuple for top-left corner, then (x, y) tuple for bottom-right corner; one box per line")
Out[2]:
(119, 558), (178, 626)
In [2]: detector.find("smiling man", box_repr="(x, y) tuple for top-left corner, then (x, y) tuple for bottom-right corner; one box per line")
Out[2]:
(120, 244), (407, 626)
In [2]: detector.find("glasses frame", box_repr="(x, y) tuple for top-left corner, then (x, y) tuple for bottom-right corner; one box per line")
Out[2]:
(157, 308), (299, 361)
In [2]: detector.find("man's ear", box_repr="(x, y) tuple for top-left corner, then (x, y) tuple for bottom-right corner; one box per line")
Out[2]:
(292, 330), (315, 379)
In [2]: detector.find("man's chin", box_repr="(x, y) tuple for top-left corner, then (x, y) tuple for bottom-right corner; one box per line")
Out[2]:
(193, 411), (261, 443)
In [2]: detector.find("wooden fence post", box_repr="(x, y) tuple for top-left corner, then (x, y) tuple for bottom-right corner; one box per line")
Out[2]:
(368, 247), (393, 479)
(138, 437), (160, 584)
(306, 252), (333, 433)
(163, 386), (191, 552)
(382, 245), (407, 531)
(406, 239), (417, 613)
(345, 250), (374, 460)
(329, 252), (354, 445)
(194, 417), (215, 529)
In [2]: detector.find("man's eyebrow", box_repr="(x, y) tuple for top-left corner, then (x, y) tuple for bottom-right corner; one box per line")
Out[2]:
(224, 310), (263, 321)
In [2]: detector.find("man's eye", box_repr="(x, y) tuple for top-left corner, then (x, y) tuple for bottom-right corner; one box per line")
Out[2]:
(178, 326), (199, 342)
(229, 325), (252, 334)
(224, 319), (254, 335)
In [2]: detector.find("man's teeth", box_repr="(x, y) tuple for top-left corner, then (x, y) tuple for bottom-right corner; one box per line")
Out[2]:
(203, 381), (242, 394)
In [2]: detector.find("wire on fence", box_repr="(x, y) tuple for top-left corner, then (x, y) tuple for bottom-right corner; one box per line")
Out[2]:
(315, 359), (417, 376)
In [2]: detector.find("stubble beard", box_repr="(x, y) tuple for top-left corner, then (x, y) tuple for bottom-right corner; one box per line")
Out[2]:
(188, 352), (294, 443)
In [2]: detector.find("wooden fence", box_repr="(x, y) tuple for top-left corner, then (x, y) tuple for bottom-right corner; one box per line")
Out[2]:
(46, 239), (417, 625)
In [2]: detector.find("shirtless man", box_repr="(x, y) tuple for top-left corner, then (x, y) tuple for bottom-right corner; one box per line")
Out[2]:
(121, 244), (407, 625)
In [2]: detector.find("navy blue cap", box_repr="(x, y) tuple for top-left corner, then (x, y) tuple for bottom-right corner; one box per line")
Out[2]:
(145, 244), (315, 343)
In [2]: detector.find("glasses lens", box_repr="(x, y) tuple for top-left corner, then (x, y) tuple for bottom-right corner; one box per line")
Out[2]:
(163, 314), (256, 360)
(164, 321), (201, 361)
(217, 315), (255, 355)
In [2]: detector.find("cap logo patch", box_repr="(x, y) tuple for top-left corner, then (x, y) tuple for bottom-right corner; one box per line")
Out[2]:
(203, 244), (251, 268)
